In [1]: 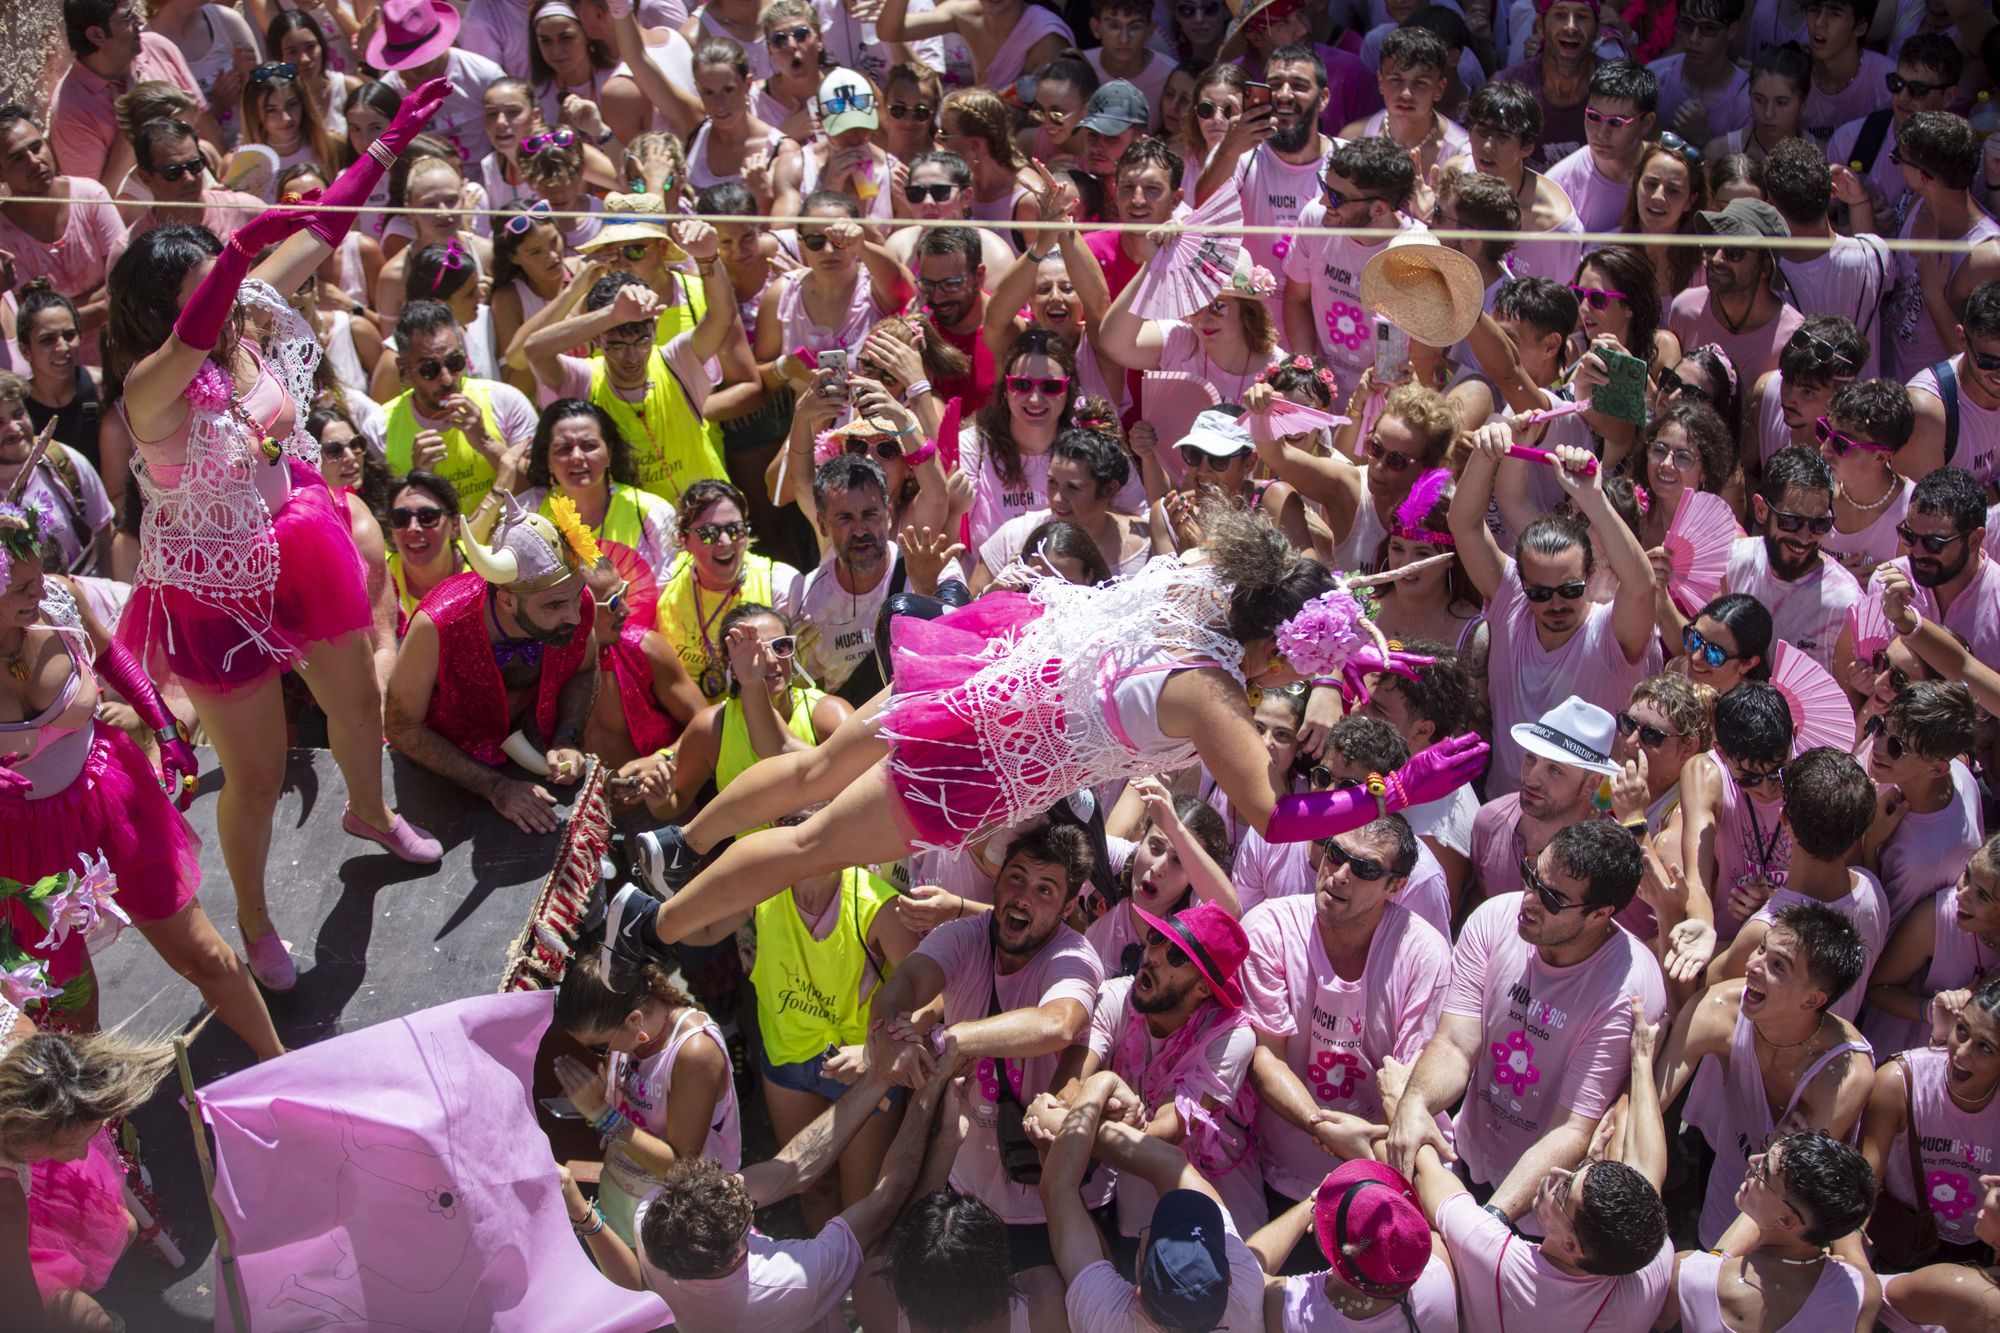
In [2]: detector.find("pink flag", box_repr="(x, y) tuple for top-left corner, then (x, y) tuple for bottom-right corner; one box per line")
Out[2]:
(199, 990), (669, 1332)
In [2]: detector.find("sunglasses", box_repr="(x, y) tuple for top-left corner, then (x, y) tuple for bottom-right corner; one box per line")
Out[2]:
(521, 129), (576, 154)
(1868, 649), (1912, 694)
(1730, 761), (1785, 791)
(1647, 438), (1699, 471)
(249, 60), (299, 83)
(1896, 522), (1972, 555)
(1521, 857), (1589, 913)
(1886, 72), (1950, 99)
(1567, 284), (1627, 309)
(1142, 926), (1191, 970)
(389, 506), (447, 529)
(502, 200), (553, 234)
(1363, 434), (1415, 472)
(1658, 130), (1704, 163)
(1813, 415), (1891, 456)
(1030, 103), (1070, 124)
(154, 156), (206, 182)
(1969, 349), (2000, 374)
(1769, 506), (1834, 535)
(799, 231), (833, 252)
(1615, 710), (1677, 748)
(904, 182), (956, 203)
(620, 242), (653, 262)
(413, 351), (468, 380)
(1320, 179), (1391, 210)
(1675, 14), (1727, 36)
(1177, 444), (1253, 468)
(1006, 374), (1068, 396)
(1195, 100), (1238, 121)
(887, 101), (933, 120)
(1523, 580), (1588, 603)
(1657, 366), (1708, 404)
(768, 24), (814, 47)
(843, 434), (906, 462)
(692, 520), (747, 544)
(1703, 244), (1750, 263)
(819, 91), (875, 115)
(917, 273), (972, 292)
(764, 634), (798, 658)
(319, 435), (359, 458)
(1584, 107), (1638, 129)
(1315, 837), (1391, 880)
(1683, 625), (1737, 668)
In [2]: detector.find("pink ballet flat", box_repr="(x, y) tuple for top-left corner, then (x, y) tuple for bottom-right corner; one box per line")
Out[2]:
(342, 806), (444, 863)
(246, 934), (296, 992)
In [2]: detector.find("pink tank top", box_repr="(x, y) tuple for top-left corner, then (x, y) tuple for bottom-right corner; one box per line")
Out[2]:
(0, 618), (98, 798)
(1710, 757), (1791, 942)
(686, 123), (786, 191)
(772, 266), (882, 359)
(1909, 358), (2000, 490)
(602, 1008), (742, 1201)
(1675, 1249), (1869, 1333)
(127, 348), (297, 516)
(1883, 1046), (2000, 1247)
(1889, 206), (2000, 379)
(1757, 369), (1793, 467)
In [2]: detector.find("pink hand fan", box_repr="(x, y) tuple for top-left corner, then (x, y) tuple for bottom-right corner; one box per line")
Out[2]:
(1127, 189), (1245, 321)
(1771, 642), (1857, 756)
(1844, 590), (1895, 661)
(597, 539), (660, 628)
(1661, 489), (1736, 617)
(1505, 443), (1599, 475)
(1142, 371), (1222, 491)
(1256, 399), (1351, 438)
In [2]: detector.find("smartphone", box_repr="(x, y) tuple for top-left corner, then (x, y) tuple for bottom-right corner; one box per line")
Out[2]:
(1374, 320), (1411, 385)
(1591, 347), (1649, 425)
(606, 774), (641, 792)
(1244, 81), (1272, 109)
(539, 1096), (584, 1121)
(821, 348), (849, 398)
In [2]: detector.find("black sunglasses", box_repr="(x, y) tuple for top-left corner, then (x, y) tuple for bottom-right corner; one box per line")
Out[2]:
(389, 506), (447, 529)
(1521, 856), (1589, 913)
(887, 101), (934, 120)
(1142, 926), (1191, 970)
(1363, 434), (1415, 472)
(1195, 99), (1237, 120)
(1658, 366), (1709, 403)
(1868, 649), (1911, 694)
(843, 435), (905, 462)
(767, 24), (814, 47)
(1769, 507), (1834, 536)
(1731, 760), (1786, 791)
(800, 232), (831, 252)
(1315, 838), (1391, 881)
(1703, 244), (1750, 263)
(1177, 444), (1252, 469)
(413, 351), (468, 380)
(1615, 711), (1677, 748)
(904, 182), (956, 203)
(1568, 284), (1627, 309)
(1522, 580), (1588, 603)
(1896, 522), (1971, 555)
(154, 156), (207, 182)
(1886, 72), (1950, 99)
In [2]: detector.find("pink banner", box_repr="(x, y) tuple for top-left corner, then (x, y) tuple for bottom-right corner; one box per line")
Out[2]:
(199, 990), (669, 1331)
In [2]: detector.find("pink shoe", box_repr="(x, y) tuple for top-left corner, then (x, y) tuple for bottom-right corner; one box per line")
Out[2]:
(246, 934), (296, 991)
(343, 805), (443, 863)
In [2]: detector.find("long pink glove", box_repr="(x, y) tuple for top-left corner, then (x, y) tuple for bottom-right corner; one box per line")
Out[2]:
(94, 640), (199, 812)
(1333, 643), (1435, 709)
(1264, 733), (1488, 843)
(302, 76), (451, 248)
(171, 203), (325, 351)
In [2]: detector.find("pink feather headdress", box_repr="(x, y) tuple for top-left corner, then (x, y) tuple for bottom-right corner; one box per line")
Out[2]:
(1391, 468), (1454, 547)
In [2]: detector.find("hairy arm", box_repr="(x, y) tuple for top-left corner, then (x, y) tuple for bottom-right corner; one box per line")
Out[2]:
(742, 1069), (900, 1206)
(383, 614), (506, 801)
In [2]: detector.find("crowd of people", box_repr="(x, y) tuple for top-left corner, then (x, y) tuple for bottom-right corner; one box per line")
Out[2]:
(2, 0), (2000, 1327)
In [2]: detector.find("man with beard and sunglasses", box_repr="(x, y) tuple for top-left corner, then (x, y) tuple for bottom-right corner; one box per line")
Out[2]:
(375, 299), (540, 517)
(1860, 466), (2000, 699)
(1904, 280), (2000, 491)
(1667, 198), (1807, 391)
(1194, 42), (1333, 323)
(1387, 819), (1667, 1234)
(385, 492), (599, 835)
(1713, 444), (1860, 670)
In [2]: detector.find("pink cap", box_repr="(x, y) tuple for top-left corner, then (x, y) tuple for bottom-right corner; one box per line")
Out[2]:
(1313, 1161), (1432, 1298)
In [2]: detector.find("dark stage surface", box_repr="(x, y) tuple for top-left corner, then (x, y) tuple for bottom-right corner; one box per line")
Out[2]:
(89, 746), (597, 1329)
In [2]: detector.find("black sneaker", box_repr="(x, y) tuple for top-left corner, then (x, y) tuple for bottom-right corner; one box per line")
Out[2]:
(631, 825), (721, 894)
(600, 882), (670, 971)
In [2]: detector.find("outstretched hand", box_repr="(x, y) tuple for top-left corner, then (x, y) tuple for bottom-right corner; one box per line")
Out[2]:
(386, 77), (453, 150)
(1385, 733), (1489, 811)
(1335, 641), (1434, 709)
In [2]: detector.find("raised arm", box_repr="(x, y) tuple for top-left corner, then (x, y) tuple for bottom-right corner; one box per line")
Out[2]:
(524, 283), (663, 389)
(603, 0), (702, 140)
(1039, 1073), (1116, 1284)
(741, 1066), (901, 1206)
(1447, 425), (1510, 601)
(1242, 381), (1363, 519)
(1097, 243), (1170, 371)
(676, 221), (737, 363)
(1553, 439), (1657, 662)
(1465, 310), (1557, 416)
(1619, 995), (1667, 1191)
(877, 0), (962, 43)
(1653, 977), (1734, 1109)
(1882, 565), (2000, 715)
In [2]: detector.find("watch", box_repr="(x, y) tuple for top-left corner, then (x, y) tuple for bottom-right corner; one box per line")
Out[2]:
(1483, 1203), (1512, 1227)
(594, 126), (617, 146)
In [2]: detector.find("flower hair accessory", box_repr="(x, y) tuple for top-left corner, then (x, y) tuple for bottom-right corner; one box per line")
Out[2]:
(812, 429), (846, 467)
(1275, 584), (1376, 678)
(0, 500), (56, 588)
(1071, 401), (1117, 432)
(1227, 263), (1278, 300)
(546, 492), (604, 569)
(1631, 483), (1652, 515)
(1392, 468), (1454, 547)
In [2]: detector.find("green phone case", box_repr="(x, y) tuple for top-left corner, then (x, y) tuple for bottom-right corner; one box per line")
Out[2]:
(1591, 348), (1649, 425)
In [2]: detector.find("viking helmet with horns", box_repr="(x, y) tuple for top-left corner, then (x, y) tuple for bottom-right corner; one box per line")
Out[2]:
(460, 493), (601, 591)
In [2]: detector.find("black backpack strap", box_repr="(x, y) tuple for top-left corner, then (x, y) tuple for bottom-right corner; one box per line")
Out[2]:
(1850, 109), (1894, 179)
(1935, 359), (1961, 465)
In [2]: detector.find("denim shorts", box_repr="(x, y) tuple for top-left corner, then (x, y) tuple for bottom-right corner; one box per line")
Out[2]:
(758, 1043), (905, 1108)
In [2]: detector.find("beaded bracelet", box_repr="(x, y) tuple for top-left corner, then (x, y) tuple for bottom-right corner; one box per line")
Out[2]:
(590, 1103), (628, 1137)
(1365, 772), (1389, 820)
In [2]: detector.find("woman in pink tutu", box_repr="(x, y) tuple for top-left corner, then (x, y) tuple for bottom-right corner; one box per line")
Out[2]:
(1, 503), (279, 1059)
(606, 505), (1492, 961)
(102, 79), (455, 993)
(0, 1001), (176, 1332)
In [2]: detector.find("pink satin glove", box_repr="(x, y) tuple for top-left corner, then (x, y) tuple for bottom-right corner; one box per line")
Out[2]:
(301, 76), (450, 248)
(1263, 732), (1488, 843)
(1334, 643), (1435, 708)
(94, 641), (199, 812)
(1386, 733), (1489, 809)
(382, 77), (452, 156)
(172, 203), (319, 349)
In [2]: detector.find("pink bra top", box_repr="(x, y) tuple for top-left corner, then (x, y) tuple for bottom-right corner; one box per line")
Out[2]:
(0, 625), (98, 797)
(125, 346), (295, 484)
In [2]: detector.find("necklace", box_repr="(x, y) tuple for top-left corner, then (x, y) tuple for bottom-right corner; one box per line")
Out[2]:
(1767, 1249), (1829, 1266)
(1325, 1284), (1377, 1316)
(690, 575), (741, 698)
(1755, 1011), (1826, 1051)
(1, 629), (27, 681)
(1714, 289), (1759, 336)
(1840, 472), (1900, 513)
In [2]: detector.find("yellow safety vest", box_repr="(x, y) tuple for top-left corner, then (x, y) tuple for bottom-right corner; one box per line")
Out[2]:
(717, 685), (825, 792)
(383, 379), (504, 513)
(656, 552), (779, 701)
(585, 350), (727, 508)
(535, 483), (666, 553)
(750, 866), (897, 1066)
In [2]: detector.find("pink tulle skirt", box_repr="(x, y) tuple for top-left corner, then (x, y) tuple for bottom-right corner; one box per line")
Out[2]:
(117, 460), (371, 694)
(0, 729), (201, 983)
(25, 1128), (129, 1300)
(878, 592), (1046, 848)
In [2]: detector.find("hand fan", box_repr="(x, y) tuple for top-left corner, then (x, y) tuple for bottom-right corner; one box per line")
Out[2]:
(1844, 589), (1895, 661)
(1661, 489), (1736, 617)
(1141, 371), (1221, 491)
(1256, 399), (1351, 438)
(1771, 642), (1857, 756)
(597, 539), (660, 629)
(1505, 442), (1599, 475)
(1127, 189), (1244, 322)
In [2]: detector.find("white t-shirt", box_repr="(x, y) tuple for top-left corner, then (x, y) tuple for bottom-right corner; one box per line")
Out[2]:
(1543, 146), (1633, 236)
(635, 1207), (857, 1333)
(795, 544), (966, 692)
(1724, 536), (1863, 672)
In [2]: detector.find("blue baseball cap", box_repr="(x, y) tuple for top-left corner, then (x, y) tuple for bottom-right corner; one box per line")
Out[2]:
(1138, 1189), (1232, 1330)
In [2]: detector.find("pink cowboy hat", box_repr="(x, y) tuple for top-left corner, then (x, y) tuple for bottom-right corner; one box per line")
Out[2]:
(366, 0), (460, 72)
(1313, 1160), (1432, 1299)
(1131, 900), (1248, 1010)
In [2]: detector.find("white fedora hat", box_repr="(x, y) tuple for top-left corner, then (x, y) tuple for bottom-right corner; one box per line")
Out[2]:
(1509, 695), (1621, 776)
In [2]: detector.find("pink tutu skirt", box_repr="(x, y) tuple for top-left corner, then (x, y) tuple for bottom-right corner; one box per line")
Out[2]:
(878, 592), (1047, 848)
(0, 728), (201, 984)
(117, 459), (371, 694)
(25, 1128), (129, 1300)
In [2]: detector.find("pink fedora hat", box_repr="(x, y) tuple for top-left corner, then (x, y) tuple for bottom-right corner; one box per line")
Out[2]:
(1130, 900), (1248, 1010)
(366, 0), (461, 72)
(1313, 1160), (1431, 1299)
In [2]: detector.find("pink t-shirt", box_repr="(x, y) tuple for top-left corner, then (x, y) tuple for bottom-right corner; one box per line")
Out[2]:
(1749, 870), (1891, 1025)
(1483, 559), (1660, 798)
(1279, 1254), (1459, 1330)
(0, 180), (127, 304)
(1227, 140), (1334, 323)
(1877, 760), (1984, 929)
(1646, 53), (1752, 138)
(1153, 320), (1286, 408)
(1867, 882), (2000, 1057)
(1231, 827), (1453, 938)
(1543, 146), (1633, 236)
(1240, 896), (1450, 1199)
(1724, 536), (1862, 672)
(1802, 49), (1896, 143)
(1882, 1046), (2000, 1247)
(1063, 1213), (1266, 1333)
(1506, 202), (1587, 288)
(957, 425), (1051, 556)
(1667, 288), (1806, 389)
(1281, 203), (1424, 402)
(1775, 233), (1892, 381)
(1443, 893), (1667, 1190)
(916, 915), (1104, 1224)
(635, 1210), (858, 1333)
(1083, 51), (1175, 133)
(1438, 1190), (1673, 1333)
(1869, 553), (2000, 679)
(50, 32), (207, 182)
(1471, 798), (1655, 940)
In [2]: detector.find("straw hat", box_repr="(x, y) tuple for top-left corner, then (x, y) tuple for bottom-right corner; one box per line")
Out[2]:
(1358, 234), (1485, 349)
(575, 193), (679, 254)
(1217, 0), (1301, 62)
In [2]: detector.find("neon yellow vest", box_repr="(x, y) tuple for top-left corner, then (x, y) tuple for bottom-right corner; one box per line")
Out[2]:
(656, 552), (778, 700)
(750, 866), (897, 1065)
(717, 685), (824, 793)
(535, 483), (664, 553)
(654, 268), (704, 345)
(383, 379), (503, 513)
(587, 349), (727, 508)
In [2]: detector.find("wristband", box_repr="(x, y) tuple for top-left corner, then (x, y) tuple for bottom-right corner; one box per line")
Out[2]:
(927, 1025), (950, 1057)
(594, 127), (617, 145)
(366, 139), (396, 168)
(1310, 676), (1341, 690)
(902, 378), (932, 403)
(1621, 819), (1649, 839)
(1483, 1203), (1511, 1227)
(1024, 248), (1053, 262)
(1365, 772), (1388, 820)
(572, 1203), (606, 1236)
(901, 438), (938, 466)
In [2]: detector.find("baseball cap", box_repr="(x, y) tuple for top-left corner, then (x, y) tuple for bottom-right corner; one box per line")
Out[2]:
(1175, 409), (1254, 458)
(1076, 80), (1149, 136)
(817, 68), (879, 137)
(1137, 1190), (1232, 1330)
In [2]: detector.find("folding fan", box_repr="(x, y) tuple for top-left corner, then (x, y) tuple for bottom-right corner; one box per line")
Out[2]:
(597, 539), (660, 629)
(1844, 590), (1896, 661)
(1141, 371), (1222, 491)
(1662, 490), (1737, 618)
(1256, 399), (1351, 440)
(1772, 642), (1857, 756)
(1127, 188), (1245, 322)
